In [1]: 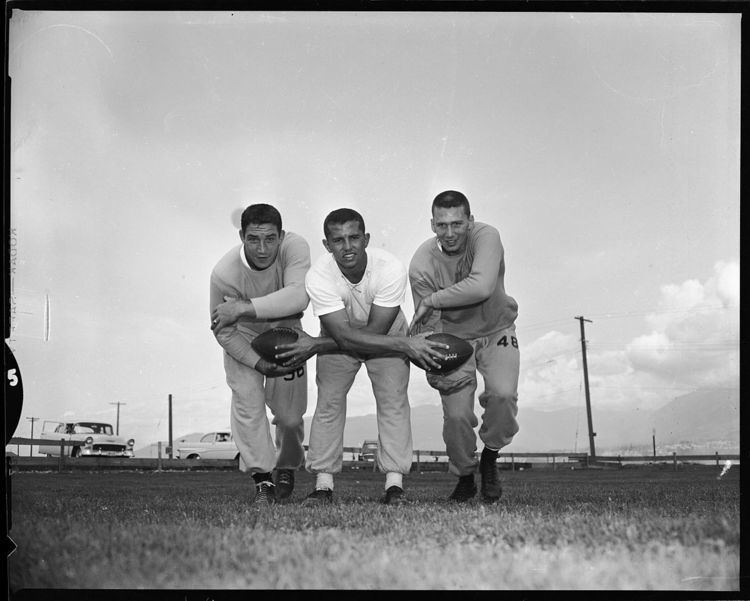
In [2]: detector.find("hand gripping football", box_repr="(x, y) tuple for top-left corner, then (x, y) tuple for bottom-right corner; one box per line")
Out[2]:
(251, 327), (299, 363)
(419, 333), (473, 374)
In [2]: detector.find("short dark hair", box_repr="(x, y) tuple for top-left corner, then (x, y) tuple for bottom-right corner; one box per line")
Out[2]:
(432, 190), (471, 218)
(240, 203), (282, 235)
(323, 208), (366, 238)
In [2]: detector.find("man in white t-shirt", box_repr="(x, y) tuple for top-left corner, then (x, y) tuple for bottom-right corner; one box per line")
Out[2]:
(274, 208), (448, 504)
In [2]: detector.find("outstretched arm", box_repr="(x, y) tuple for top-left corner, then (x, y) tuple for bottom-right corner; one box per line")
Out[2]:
(275, 307), (448, 370)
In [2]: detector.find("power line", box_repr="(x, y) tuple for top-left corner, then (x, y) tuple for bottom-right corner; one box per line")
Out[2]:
(517, 303), (738, 334)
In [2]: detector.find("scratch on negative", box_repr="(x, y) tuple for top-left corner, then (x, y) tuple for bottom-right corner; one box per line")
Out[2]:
(39, 24), (113, 59)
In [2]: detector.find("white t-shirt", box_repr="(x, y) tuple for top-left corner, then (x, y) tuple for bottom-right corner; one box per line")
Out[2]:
(306, 247), (407, 329)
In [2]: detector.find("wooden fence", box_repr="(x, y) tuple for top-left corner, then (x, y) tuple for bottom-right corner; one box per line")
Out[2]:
(5, 437), (740, 473)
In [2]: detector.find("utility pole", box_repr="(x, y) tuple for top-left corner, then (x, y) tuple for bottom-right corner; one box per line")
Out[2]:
(109, 402), (126, 435)
(652, 428), (656, 457)
(168, 394), (173, 459)
(575, 316), (596, 459)
(25, 417), (39, 457)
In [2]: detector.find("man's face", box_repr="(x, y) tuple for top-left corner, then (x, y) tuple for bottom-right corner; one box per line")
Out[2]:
(323, 220), (370, 272)
(431, 206), (474, 255)
(239, 223), (284, 270)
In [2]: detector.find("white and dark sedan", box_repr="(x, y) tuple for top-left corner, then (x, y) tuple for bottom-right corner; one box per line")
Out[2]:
(177, 431), (240, 462)
(37, 420), (135, 458)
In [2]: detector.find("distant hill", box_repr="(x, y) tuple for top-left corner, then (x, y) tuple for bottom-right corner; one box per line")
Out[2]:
(134, 432), (204, 458)
(152, 390), (738, 458)
(310, 388), (739, 454)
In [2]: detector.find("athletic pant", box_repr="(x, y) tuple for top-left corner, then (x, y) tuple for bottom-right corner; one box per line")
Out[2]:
(223, 352), (307, 474)
(306, 351), (413, 475)
(426, 325), (520, 476)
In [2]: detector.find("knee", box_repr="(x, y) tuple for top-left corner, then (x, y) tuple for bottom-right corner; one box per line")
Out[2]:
(442, 403), (478, 428)
(274, 413), (303, 431)
(478, 389), (518, 411)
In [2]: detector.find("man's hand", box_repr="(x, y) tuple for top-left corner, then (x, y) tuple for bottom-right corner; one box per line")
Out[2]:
(409, 298), (434, 335)
(211, 296), (255, 331)
(274, 329), (318, 367)
(402, 332), (449, 371)
(253, 357), (299, 378)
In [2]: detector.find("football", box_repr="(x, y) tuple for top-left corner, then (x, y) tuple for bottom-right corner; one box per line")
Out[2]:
(251, 327), (299, 363)
(419, 333), (474, 374)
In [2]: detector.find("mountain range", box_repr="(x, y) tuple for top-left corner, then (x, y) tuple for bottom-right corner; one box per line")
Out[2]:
(136, 388), (738, 458)
(328, 388), (740, 455)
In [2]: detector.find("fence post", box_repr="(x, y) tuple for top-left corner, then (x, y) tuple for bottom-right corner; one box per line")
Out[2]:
(552, 455), (556, 471)
(416, 450), (420, 473)
(672, 452), (677, 472)
(59, 439), (65, 473)
(618, 455), (622, 469)
(715, 451), (719, 467)
(511, 454), (515, 472)
(157, 442), (163, 472)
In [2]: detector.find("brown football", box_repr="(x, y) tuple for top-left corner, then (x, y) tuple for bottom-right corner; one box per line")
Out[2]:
(415, 333), (474, 374)
(251, 327), (299, 363)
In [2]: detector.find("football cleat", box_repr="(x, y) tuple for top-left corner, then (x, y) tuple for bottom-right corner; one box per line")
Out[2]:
(252, 481), (276, 506)
(379, 485), (406, 505)
(275, 469), (295, 501)
(448, 474), (477, 503)
(479, 448), (503, 503)
(302, 488), (333, 505)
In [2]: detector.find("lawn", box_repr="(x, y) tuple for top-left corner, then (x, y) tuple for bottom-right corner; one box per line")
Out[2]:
(7, 464), (741, 592)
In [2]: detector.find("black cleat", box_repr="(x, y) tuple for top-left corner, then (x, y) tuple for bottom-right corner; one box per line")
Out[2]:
(448, 474), (477, 502)
(275, 469), (295, 501)
(251, 481), (276, 506)
(302, 488), (333, 505)
(379, 485), (406, 505)
(480, 448), (502, 503)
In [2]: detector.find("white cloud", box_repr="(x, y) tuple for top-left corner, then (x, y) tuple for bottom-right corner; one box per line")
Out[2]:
(626, 260), (739, 387)
(519, 331), (584, 410)
(520, 261), (739, 412)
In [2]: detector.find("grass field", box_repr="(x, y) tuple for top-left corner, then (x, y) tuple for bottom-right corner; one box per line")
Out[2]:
(7, 464), (740, 592)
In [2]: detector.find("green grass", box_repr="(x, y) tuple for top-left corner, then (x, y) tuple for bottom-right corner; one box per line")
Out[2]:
(7, 465), (740, 591)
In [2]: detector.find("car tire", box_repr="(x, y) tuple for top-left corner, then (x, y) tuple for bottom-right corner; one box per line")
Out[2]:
(187, 453), (200, 460)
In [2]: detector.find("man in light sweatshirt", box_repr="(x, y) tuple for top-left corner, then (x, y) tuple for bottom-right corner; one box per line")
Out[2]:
(409, 190), (520, 503)
(210, 203), (311, 506)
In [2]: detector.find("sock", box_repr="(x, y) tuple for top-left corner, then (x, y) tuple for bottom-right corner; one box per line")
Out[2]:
(385, 472), (403, 491)
(252, 471), (273, 485)
(316, 472), (334, 491)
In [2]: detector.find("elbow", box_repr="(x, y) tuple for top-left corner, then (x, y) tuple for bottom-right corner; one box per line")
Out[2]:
(477, 282), (494, 301)
(468, 279), (495, 302)
(290, 289), (310, 314)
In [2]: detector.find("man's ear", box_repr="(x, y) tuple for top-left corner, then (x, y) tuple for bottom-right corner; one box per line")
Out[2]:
(430, 219), (436, 234)
(238, 229), (245, 242)
(279, 229), (286, 242)
(322, 238), (332, 254)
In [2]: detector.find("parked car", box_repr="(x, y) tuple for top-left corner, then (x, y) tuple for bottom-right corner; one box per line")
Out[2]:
(37, 420), (135, 458)
(177, 431), (240, 462)
(358, 439), (378, 461)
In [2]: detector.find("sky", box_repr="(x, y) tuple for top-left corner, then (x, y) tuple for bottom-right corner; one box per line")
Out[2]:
(6, 11), (740, 452)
